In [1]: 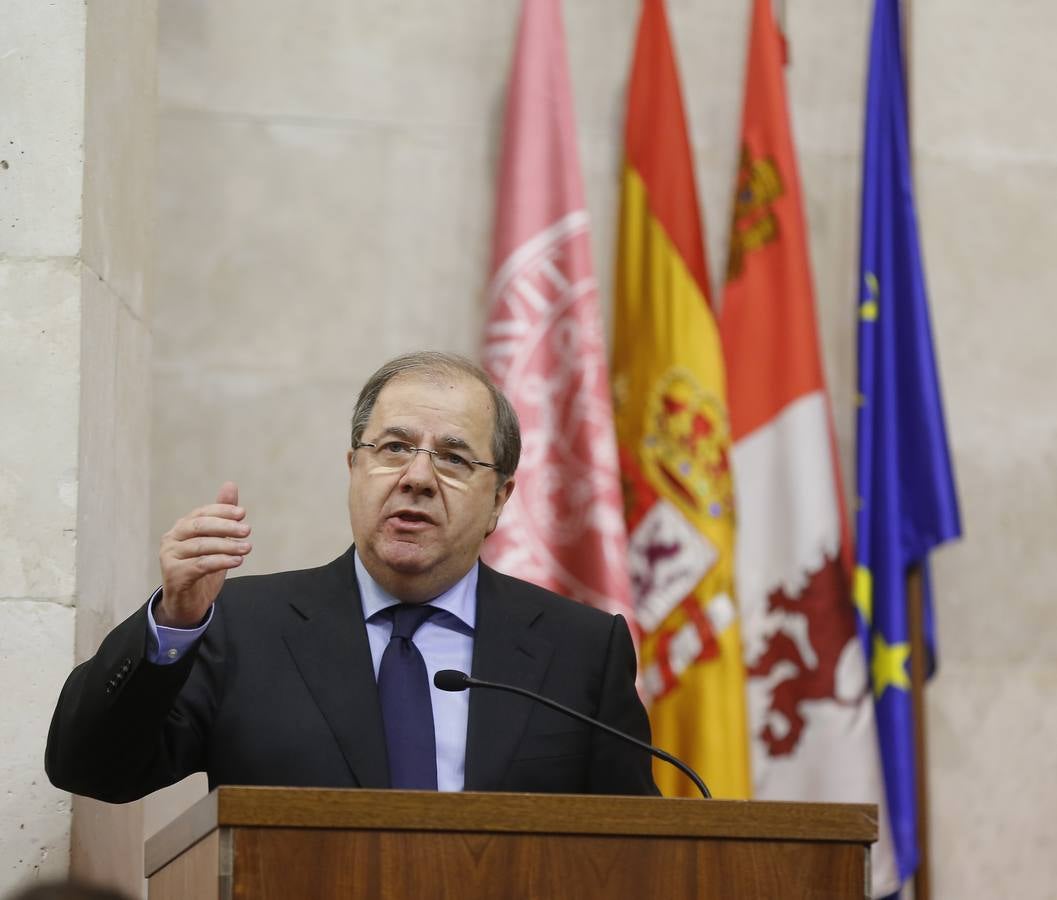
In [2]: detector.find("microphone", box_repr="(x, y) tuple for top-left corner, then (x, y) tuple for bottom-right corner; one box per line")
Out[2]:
(433, 669), (711, 799)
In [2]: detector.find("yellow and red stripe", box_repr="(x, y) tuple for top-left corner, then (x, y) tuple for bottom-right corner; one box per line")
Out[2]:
(613, 0), (751, 800)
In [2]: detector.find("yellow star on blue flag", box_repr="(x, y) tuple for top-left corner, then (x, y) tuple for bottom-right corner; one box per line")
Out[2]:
(872, 633), (910, 698)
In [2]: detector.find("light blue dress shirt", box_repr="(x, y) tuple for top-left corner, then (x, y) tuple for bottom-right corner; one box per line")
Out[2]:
(145, 550), (477, 792)
(354, 551), (475, 792)
(146, 587), (214, 662)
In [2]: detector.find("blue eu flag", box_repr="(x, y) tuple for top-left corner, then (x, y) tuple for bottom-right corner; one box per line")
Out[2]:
(855, 0), (962, 884)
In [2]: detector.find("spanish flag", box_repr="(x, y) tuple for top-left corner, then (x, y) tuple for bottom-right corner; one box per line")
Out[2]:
(612, 0), (750, 799)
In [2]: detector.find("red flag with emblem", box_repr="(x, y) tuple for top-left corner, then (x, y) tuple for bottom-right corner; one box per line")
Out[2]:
(481, 0), (634, 623)
(719, 0), (898, 893)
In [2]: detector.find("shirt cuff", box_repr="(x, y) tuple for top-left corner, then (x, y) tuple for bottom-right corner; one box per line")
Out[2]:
(146, 586), (214, 665)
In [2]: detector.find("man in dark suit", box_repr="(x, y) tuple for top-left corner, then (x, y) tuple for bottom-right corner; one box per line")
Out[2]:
(46, 352), (658, 801)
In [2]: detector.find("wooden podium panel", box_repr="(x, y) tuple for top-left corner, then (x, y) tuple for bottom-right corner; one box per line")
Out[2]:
(146, 787), (876, 900)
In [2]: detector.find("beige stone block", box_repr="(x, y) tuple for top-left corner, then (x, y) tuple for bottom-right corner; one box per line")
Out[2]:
(81, 0), (159, 320)
(153, 114), (495, 380)
(158, 0), (519, 126)
(928, 660), (1057, 898)
(74, 279), (151, 659)
(784, 0), (871, 158)
(151, 371), (355, 579)
(929, 446), (1055, 669)
(0, 600), (75, 890)
(155, 0), (750, 151)
(111, 303), (153, 614)
(0, 259), (81, 602)
(915, 156), (1057, 665)
(565, 0), (641, 140)
(75, 272), (119, 660)
(671, 0), (750, 150)
(0, 1), (85, 257)
(913, 0), (1057, 162)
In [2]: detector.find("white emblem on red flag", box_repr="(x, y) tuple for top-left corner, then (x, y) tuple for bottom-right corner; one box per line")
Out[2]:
(481, 0), (632, 622)
(484, 215), (631, 617)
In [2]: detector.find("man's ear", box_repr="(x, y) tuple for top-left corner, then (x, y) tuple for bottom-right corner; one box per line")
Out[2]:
(346, 449), (355, 471)
(486, 477), (515, 537)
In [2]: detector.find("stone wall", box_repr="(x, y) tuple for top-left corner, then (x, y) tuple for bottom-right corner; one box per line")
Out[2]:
(0, 0), (158, 896)
(1, 0), (87, 888)
(913, 1), (1057, 895)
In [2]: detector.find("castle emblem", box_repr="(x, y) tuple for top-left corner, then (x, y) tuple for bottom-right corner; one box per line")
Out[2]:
(726, 145), (785, 280)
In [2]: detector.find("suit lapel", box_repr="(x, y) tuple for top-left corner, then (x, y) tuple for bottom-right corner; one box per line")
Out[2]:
(464, 564), (554, 791)
(281, 548), (390, 788)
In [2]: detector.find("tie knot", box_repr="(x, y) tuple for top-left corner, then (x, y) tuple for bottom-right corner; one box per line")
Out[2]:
(388, 603), (437, 641)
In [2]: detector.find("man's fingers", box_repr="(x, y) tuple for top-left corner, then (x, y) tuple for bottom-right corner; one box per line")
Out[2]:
(185, 502), (246, 522)
(215, 481), (239, 507)
(189, 554), (245, 576)
(168, 537), (252, 561)
(159, 485), (246, 613)
(162, 553), (245, 599)
(169, 515), (251, 541)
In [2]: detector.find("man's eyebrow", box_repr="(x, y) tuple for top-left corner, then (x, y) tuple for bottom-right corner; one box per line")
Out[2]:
(375, 425), (416, 441)
(438, 434), (474, 453)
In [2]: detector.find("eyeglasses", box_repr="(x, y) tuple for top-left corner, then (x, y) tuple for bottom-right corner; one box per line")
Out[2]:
(353, 440), (501, 482)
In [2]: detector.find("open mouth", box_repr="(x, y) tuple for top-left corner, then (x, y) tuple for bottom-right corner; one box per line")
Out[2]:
(388, 510), (436, 527)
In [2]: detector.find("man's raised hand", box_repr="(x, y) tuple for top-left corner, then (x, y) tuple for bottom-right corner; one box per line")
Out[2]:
(156, 482), (252, 628)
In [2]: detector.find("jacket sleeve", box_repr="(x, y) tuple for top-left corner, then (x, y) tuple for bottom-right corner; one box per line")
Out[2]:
(44, 600), (220, 803)
(587, 614), (661, 796)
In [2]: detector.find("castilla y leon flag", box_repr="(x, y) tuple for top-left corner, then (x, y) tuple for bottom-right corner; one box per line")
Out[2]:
(612, 0), (751, 799)
(481, 0), (634, 622)
(719, 0), (898, 894)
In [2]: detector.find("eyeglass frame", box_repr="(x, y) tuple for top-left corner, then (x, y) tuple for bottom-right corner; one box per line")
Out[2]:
(352, 440), (502, 478)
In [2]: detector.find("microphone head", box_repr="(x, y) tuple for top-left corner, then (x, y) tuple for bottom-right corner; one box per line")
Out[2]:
(434, 669), (470, 692)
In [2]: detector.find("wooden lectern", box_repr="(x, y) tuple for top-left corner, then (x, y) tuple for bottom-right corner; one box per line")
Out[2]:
(145, 787), (876, 899)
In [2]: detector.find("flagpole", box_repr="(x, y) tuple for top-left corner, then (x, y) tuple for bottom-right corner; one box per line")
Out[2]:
(898, 3), (933, 898)
(907, 565), (931, 900)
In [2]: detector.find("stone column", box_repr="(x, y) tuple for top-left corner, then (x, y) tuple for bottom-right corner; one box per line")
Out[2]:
(0, 1), (158, 896)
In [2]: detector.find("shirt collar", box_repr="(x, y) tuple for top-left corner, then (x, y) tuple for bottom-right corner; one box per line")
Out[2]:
(353, 548), (477, 632)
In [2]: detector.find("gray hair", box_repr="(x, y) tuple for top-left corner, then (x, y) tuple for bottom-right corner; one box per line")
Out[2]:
(350, 351), (521, 479)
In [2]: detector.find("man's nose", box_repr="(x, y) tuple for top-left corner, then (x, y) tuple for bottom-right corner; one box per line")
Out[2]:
(398, 448), (437, 493)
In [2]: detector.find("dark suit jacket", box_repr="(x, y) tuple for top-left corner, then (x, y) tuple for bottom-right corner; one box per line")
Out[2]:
(46, 547), (658, 802)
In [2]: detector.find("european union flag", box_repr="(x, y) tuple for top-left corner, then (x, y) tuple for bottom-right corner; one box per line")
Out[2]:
(855, 0), (962, 885)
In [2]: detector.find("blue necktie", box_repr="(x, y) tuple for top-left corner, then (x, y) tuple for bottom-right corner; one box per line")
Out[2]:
(378, 604), (439, 790)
